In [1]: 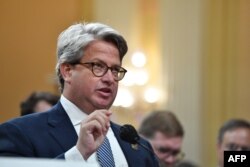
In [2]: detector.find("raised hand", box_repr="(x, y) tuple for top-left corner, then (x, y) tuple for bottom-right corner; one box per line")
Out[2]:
(76, 109), (112, 160)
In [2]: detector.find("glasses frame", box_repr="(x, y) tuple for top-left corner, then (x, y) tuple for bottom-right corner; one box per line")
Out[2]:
(225, 143), (250, 151)
(156, 146), (185, 161)
(76, 61), (127, 81)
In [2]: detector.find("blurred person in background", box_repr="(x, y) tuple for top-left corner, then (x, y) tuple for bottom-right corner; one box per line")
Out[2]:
(20, 91), (60, 116)
(216, 118), (250, 167)
(138, 110), (185, 167)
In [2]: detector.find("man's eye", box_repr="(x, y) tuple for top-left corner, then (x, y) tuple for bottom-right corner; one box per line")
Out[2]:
(158, 147), (171, 153)
(228, 144), (237, 149)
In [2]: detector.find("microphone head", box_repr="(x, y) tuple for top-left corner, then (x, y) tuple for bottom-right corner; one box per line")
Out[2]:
(119, 124), (140, 144)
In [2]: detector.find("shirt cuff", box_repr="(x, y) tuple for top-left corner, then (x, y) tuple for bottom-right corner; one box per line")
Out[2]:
(65, 146), (85, 161)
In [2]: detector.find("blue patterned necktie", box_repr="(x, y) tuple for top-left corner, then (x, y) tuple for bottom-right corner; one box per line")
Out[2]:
(96, 137), (115, 167)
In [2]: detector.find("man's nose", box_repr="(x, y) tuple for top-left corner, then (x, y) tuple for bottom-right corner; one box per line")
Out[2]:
(101, 69), (115, 81)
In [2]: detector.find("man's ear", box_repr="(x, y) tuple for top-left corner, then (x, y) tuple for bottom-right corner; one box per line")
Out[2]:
(216, 142), (222, 154)
(60, 63), (73, 83)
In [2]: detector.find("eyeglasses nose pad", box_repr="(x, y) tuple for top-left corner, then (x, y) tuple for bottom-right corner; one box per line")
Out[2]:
(101, 68), (115, 80)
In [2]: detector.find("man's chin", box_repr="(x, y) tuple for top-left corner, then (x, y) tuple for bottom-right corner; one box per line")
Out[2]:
(95, 102), (112, 110)
(159, 161), (173, 167)
(96, 98), (114, 108)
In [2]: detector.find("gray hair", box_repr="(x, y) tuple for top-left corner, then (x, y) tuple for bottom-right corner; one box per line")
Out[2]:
(56, 22), (128, 91)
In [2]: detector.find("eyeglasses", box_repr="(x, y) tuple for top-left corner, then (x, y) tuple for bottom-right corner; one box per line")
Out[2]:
(76, 62), (127, 81)
(156, 147), (185, 160)
(225, 143), (250, 151)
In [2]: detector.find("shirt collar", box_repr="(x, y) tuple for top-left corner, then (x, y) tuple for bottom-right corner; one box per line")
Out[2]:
(60, 95), (87, 126)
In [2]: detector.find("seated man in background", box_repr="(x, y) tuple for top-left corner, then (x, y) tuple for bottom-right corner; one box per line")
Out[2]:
(138, 110), (185, 167)
(20, 91), (60, 116)
(216, 119), (250, 167)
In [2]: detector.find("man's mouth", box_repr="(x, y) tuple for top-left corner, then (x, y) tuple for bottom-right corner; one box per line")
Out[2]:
(97, 88), (112, 97)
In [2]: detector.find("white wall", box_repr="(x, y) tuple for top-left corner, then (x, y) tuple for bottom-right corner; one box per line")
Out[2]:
(160, 0), (203, 164)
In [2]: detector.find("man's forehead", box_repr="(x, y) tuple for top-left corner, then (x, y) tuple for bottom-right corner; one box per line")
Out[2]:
(151, 132), (183, 147)
(223, 128), (250, 144)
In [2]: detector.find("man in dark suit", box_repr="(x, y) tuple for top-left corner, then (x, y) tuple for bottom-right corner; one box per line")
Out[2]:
(0, 22), (159, 167)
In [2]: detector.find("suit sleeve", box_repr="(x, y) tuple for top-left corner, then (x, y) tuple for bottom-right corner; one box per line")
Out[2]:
(0, 122), (34, 157)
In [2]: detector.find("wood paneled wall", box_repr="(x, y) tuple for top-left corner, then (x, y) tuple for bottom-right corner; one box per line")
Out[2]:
(0, 0), (92, 122)
(201, 0), (250, 166)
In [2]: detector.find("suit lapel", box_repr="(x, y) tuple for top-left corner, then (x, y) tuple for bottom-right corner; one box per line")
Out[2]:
(111, 123), (139, 167)
(47, 103), (78, 151)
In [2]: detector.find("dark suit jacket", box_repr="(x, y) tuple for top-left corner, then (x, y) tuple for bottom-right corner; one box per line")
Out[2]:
(0, 103), (159, 167)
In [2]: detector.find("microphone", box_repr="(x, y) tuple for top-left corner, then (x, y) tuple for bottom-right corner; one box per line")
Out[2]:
(119, 124), (160, 162)
(120, 124), (140, 144)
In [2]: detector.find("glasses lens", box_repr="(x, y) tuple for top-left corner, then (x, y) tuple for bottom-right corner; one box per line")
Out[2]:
(78, 62), (127, 81)
(92, 63), (107, 76)
(175, 152), (185, 161)
(226, 143), (250, 151)
(115, 68), (126, 81)
(157, 147), (184, 160)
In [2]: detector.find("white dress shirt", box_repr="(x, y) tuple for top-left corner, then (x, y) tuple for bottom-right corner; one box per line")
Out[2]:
(61, 95), (128, 167)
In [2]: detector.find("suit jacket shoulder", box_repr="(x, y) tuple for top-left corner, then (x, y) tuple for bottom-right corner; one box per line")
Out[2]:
(0, 105), (159, 166)
(0, 103), (77, 158)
